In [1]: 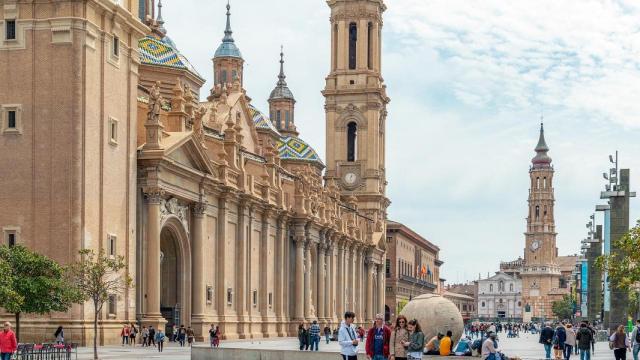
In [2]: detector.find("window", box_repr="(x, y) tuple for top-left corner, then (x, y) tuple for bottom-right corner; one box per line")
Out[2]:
(347, 122), (357, 161)
(285, 111), (290, 130)
(536, 177), (540, 189)
(252, 290), (257, 307)
(221, 70), (227, 85)
(268, 292), (273, 307)
(108, 118), (118, 145)
(543, 206), (547, 218)
(509, 283), (514, 292)
(7, 111), (16, 128)
(348, 22), (357, 70)
(499, 280), (504, 291)
(543, 177), (547, 188)
(7, 233), (15, 247)
(489, 284), (493, 292)
(108, 234), (116, 257)
(206, 286), (213, 303)
(3, 227), (19, 246)
(385, 259), (390, 277)
(112, 36), (119, 57)
(367, 22), (373, 70)
(481, 301), (485, 307)
(535, 206), (540, 220)
(276, 110), (282, 129)
(227, 288), (233, 305)
(108, 294), (117, 315)
(232, 70), (237, 81)
(5, 20), (16, 41)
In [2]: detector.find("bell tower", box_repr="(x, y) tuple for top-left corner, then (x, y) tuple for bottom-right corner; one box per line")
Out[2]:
(323, 0), (390, 223)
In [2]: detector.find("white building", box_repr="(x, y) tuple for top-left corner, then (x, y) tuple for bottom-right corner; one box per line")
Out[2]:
(477, 272), (523, 320)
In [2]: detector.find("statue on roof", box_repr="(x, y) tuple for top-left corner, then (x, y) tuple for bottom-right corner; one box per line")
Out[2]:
(148, 81), (163, 124)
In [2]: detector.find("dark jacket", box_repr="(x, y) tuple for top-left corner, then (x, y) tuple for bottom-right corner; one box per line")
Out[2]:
(576, 327), (593, 350)
(553, 326), (566, 347)
(407, 330), (425, 352)
(539, 326), (554, 344)
(365, 325), (391, 357)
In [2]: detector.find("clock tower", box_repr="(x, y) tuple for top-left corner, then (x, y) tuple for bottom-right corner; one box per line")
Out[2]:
(323, 0), (390, 227)
(521, 123), (562, 319)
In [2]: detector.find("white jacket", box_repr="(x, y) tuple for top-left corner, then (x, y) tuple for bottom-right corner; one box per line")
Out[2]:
(338, 320), (359, 356)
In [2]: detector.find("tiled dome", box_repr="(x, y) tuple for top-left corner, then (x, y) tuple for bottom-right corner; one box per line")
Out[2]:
(248, 105), (280, 135)
(276, 136), (324, 167)
(139, 35), (202, 79)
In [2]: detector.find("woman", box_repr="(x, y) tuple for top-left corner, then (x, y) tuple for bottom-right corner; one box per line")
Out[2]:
(389, 315), (409, 360)
(129, 323), (137, 346)
(120, 324), (130, 346)
(402, 319), (425, 360)
(141, 326), (149, 347)
(155, 328), (165, 353)
(323, 325), (331, 344)
(0, 322), (17, 360)
(564, 324), (576, 360)
(609, 325), (631, 360)
(54, 326), (64, 344)
(298, 323), (306, 351)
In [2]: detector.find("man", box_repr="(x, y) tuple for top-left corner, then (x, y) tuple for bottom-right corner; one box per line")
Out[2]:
(631, 319), (640, 360)
(339, 311), (360, 360)
(440, 330), (454, 356)
(310, 320), (321, 351)
(481, 332), (500, 360)
(425, 333), (443, 355)
(576, 322), (593, 360)
(540, 322), (555, 359)
(148, 325), (156, 347)
(365, 314), (391, 360)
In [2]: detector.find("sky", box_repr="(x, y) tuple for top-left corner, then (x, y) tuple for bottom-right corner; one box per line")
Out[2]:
(160, 0), (640, 284)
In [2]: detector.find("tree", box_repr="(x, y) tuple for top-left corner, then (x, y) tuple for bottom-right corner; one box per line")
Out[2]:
(68, 249), (131, 360)
(551, 295), (575, 320)
(596, 220), (640, 316)
(0, 245), (82, 341)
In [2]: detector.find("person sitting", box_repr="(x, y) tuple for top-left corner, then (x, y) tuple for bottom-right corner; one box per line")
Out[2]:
(454, 336), (473, 356)
(425, 332), (443, 355)
(440, 331), (454, 356)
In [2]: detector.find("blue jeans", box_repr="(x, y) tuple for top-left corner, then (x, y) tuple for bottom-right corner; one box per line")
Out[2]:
(580, 349), (590, 360)
(633, 344), (640, 360)
(373, 355), (387, 360)
(564, 345), (573, 360)
(310, 335), (319, 351)
(1, 354), (12, 360)
(544, 344), (552, 359)
(325, 334), (330, 344)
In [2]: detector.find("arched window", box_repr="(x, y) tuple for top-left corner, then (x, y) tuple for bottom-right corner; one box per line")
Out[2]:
(348, 22), (357, 70)
(489, 284), (493, 292)
(536, 177), (540, 189)
(510, 283), (514, 292)
(481, 302), (485, 307)
(367, 22), (373, 70)
(499, 280), (504, 291)
(535, 206), (540, 220)
(543, 206), (547, 218)
(543, 177), (547, 188)
(347, 122), (357, 161)
(221, 70), (227, 85)
(285, 111), (290, 129)
(276, 110), (282, 129)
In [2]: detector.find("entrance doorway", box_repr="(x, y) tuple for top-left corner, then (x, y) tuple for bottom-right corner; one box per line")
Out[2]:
(160, 227), (181, 334)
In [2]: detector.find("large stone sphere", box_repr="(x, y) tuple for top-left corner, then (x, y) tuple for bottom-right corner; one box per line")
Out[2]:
(399, 293), (464, 342)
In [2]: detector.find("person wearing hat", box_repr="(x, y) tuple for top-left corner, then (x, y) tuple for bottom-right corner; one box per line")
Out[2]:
(481, 332), (500, 360)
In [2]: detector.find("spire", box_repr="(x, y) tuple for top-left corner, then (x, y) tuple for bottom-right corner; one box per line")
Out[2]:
(214, 0), (242, 59)
(156, 0), (166, 35)
(223, 0), (234, 43)
(278, 45), (287, 87)
(532, 120), (552, 168)
(269, 46), (295, 101)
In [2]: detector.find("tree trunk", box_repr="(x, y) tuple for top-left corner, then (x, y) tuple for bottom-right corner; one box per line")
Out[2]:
(14, 312), (20, 343)
(93, 302), (98, 360)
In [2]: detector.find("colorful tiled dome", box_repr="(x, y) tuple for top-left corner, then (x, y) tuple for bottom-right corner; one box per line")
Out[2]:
(277, 136), (324, 167)
(139, 35), (203, 79)
(248, 105), (280, 135)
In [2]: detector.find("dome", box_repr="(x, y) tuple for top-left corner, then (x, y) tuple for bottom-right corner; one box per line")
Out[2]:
(276, 136), (324, 168)
(139, 35), (203, 80)
(399, 294), (464, 342)
(248, 105), (280, 135)
(269, 85), (294, 101)
(214, 42), (242, 59)
(531, 122), (552, 168)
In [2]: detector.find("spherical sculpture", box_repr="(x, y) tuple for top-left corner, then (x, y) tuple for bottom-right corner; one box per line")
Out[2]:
(400, 294), (464, 342)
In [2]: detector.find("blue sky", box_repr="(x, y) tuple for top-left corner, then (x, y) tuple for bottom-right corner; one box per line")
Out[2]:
(161, 0), (640, 283)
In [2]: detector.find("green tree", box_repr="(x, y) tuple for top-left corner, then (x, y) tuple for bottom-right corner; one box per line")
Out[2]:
(68, 249), (131, 360)
(551, 295), (575, 320)
(0, 245), (82, 341)
(596, 220), (640, 316)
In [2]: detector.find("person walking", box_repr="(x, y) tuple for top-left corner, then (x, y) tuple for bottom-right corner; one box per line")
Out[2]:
(610, 325), (631, 360)
(178, 325), (186, 347)
(365, 314), (391, 360)
(209, 324), (220, 348)
(540, 322), (555, 359)
(186, 326), (195, 347)
(553, 323), (567, 360)
(54, 326), (64, 344)
(564, 324), (576, 360)
(389, 315), (409, 360)
(155, 328), (165, 353)
(141, 326), (149, 347)
(339, 311), (360, 360)
(0, 322), (17, 360)
(576, 322), (593, 360)
(481, 332), (500, 360)
(440, 330), (454, 356)
(309, 320), (321, 351)
(120, 324), (130, 346)
(148, 325), (156, 347)
(171, 324), (177, 342)
(631, 319), (640, 360)
(129, 323), (137, 346)
(402, 319), (424, 360)
(324, 325), (332, 344)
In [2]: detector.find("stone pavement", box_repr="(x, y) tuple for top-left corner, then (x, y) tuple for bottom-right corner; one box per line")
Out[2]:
(69, 332), (615, 359)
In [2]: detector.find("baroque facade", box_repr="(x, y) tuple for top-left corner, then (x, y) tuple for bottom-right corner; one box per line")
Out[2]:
(476, 272), (523, 321)
(0, 0), (389, 344)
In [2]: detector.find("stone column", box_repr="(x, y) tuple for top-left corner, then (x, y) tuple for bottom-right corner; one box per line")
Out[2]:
(317, 241), (326, 321)
(294, 234), (305, 320)
(191, 201), (207, 338)
(236, 201), (248, 336)
(142, 188), (165, 329)
(349, 244), (356, 314)
(304, 241), (312, 319)
(366, 259), (374, 322)
(275, 216), (286, 335)
(355, 246), (363, 321)
(336, 239), (345, 319)
(377, 263), (385, 316)
(216, 196), (228, 318)
(324, 239), (333, 324)
(260, 210), (270, 335)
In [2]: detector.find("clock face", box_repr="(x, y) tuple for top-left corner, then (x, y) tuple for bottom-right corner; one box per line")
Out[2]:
(530, 239), (540, 252)
(343, 172), (358, 185)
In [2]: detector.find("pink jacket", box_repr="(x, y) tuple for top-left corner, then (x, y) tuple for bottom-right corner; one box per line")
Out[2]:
(0, 329), (17, 353)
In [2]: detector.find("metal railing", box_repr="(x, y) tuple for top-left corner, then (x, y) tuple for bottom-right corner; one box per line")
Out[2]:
(14, 343), (78, 360)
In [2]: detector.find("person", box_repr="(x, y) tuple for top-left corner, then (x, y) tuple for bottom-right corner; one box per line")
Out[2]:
(365, 314), (391, 360)
(120, 324), (130, 346)
(141, 326), (149, 347)
(209, 324), (217, 348)
(631, 319), (640, 360)
(553, 323), (567, 360)
(178, 324), (186, 347)
(299, 323), (310, 351)
(402, 319), (424, 360)
(453, 336), (473, 356)
(586, 321), (596, 353)
(424, 333), (443, 355)
(155, 328), (165, 353)
(186, 326), (195, 347)
(358, 326), (366, 341)
(389, 315), (409, 360)
(0, 322), (17, 360)
(309, 320), (321, 351)
(210, 325), (220, 348)
(540, 322), (555, 359)
(564, 324), (576, 360)
(148, 325), (156, 347)
(440, 330), (454, 356)
(324, 325), (332, 344)
(129, 323), (137, 346)
(576, 322), (593, 360)
(338, 311), (360, 360)
(54, 326), (64, 344)
(171, 324), (177, 342)
(481, 332), (500, 360)
(610, 325), (631, 360)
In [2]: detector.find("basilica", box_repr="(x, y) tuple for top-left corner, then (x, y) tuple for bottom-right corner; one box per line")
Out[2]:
(0, 0), (389, 344)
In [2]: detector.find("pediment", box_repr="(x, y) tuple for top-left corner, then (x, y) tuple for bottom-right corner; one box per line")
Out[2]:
(164, 134), (215, 176)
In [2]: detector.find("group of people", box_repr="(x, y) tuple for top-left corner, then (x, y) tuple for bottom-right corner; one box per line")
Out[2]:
(118, 323), (203, 352)
(336, 312), (508, 360)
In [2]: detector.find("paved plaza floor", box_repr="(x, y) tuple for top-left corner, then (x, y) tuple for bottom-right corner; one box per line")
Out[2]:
(73, 332), (614, 359)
